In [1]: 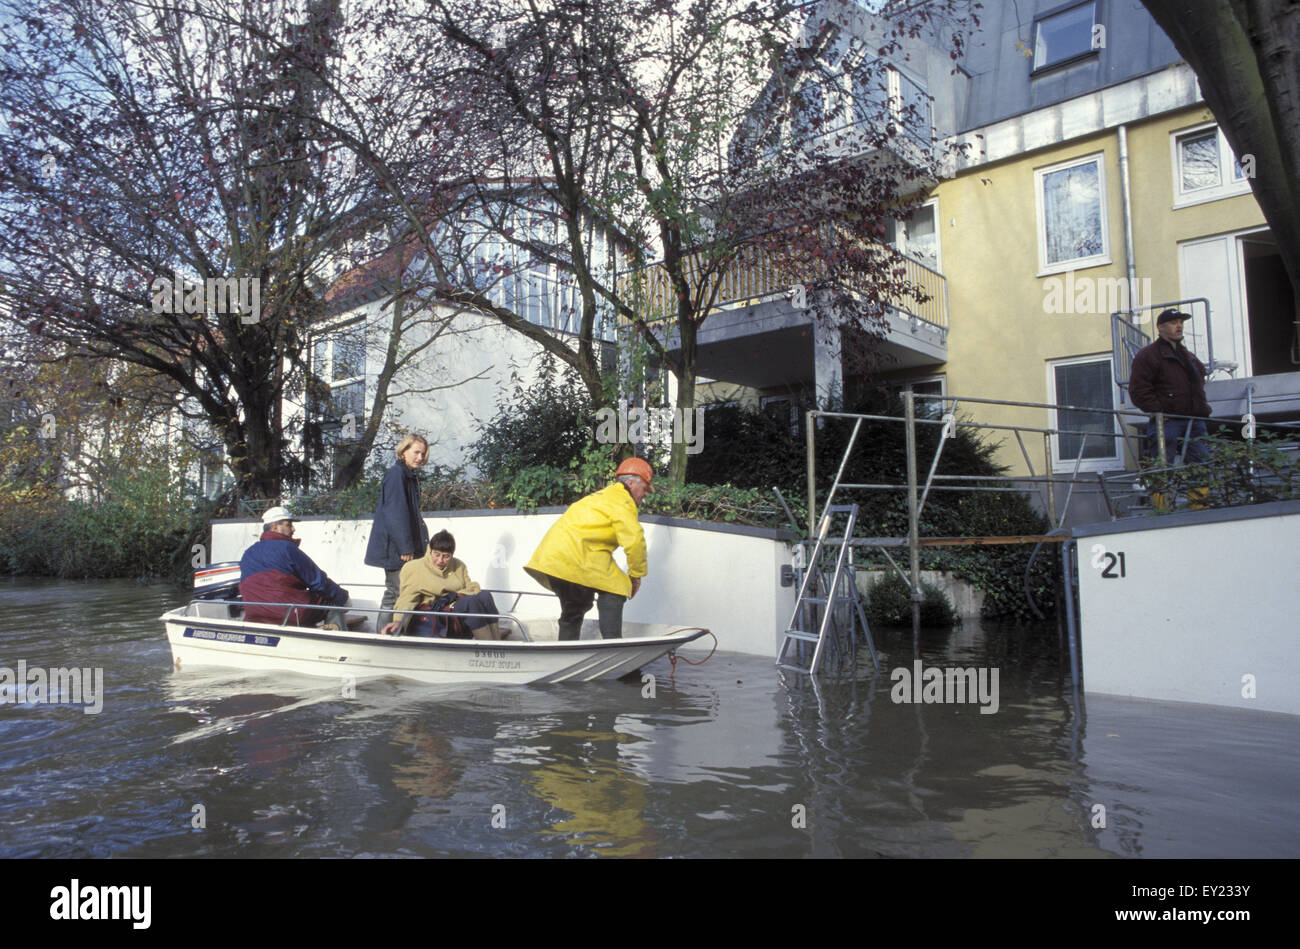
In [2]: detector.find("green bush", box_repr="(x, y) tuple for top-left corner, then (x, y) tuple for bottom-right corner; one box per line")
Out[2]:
(0, 451), (193, 579)
(864, 571), (956, 628)
(466, 363), (598, 481)
(921, 489), (1059, 621)
(1146, 432), (1300, 510)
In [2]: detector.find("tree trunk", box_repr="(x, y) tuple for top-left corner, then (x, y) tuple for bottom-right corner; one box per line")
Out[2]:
(1141, 0), (1300, 296)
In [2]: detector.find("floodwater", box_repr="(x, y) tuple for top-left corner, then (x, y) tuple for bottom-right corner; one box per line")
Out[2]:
(1, 578), (1297, 859)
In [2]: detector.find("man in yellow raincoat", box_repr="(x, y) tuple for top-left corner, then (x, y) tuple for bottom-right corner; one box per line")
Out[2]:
(524, 458), (652, 640)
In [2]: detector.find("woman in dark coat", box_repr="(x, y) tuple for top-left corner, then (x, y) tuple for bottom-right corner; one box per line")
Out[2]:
(365, 433), (429, 627)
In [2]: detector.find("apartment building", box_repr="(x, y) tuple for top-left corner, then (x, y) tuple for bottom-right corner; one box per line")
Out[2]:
(662, 0), (1295, 496)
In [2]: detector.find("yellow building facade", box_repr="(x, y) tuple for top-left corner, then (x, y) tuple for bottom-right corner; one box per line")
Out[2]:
(929, 102), (1270, 478)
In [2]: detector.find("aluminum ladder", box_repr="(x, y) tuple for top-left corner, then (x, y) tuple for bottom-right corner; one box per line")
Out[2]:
(777, 504), (879, 675)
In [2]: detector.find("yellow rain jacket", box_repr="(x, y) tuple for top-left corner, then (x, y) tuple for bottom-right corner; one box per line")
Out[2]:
(525, 483), (647, 597)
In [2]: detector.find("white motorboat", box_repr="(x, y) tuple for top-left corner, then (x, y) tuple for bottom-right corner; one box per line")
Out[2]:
(162, 575), (711, 685)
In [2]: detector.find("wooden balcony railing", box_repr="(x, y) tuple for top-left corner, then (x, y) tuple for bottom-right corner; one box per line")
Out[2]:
(618, 225), (948, 334)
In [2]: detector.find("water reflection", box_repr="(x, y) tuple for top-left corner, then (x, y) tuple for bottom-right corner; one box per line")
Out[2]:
(523, 717), (658, 858)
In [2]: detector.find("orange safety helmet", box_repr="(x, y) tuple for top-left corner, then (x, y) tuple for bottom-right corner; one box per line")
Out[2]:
(614, 457), (654, 491)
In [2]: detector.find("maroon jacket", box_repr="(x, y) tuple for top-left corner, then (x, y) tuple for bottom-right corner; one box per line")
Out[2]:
(1128, 338), (1212, 418)
(240, 531), (348, 626)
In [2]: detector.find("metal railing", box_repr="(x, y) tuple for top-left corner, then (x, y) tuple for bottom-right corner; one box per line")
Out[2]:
(798, 389), (1288, 635)
(617, 221), (948, 333)
(180, 588), (567, 644)
(1110, 297), (1223, 394)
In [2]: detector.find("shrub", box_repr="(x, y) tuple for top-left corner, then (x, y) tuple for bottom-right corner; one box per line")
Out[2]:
(864, 571), (956, 628)
(0, 450), (192, 578)
(466, 362), (598, 481)
(922, 490), (1059, 621)
(1147, 432), (1300, 510)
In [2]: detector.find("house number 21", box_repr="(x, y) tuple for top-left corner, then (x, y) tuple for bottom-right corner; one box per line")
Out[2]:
(1089, 543), (1127, 579)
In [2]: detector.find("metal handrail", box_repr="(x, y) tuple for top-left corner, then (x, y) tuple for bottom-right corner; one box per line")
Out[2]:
(1110, 296), (1220, 392)
(807, 398), (1221, 524)
(184, 597), (534, 642)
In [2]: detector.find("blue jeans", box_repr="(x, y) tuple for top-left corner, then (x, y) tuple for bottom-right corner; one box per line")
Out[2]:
(1144, 417), (1209, 465)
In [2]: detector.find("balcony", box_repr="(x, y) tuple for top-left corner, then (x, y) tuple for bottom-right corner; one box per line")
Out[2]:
(617, 224), (948, 389)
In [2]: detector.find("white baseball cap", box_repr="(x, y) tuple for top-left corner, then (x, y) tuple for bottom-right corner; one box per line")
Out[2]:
(262, 505), (295, 525)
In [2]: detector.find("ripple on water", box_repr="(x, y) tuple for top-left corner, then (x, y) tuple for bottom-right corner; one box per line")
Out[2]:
(2, 579), (1299, 857)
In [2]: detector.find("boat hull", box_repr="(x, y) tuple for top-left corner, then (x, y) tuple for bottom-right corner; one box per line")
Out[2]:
(162, 608), (709, 685)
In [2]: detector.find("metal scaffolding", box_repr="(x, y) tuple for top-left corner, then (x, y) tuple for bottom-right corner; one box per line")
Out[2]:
(790, 388), (1283, 649)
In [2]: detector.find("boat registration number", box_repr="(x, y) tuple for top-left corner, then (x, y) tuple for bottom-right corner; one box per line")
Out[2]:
(184, 627), (280, 647)
(469, 649), (521, 671)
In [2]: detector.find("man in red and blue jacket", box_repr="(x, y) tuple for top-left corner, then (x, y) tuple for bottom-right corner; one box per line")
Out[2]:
(240, 506), (350, 627)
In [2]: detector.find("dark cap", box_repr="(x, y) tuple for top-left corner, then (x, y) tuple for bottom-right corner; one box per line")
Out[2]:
(1156, 309), (1191, 325)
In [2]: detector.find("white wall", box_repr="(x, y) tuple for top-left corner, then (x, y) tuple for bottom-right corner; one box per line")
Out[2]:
(1075, 501), (1300, 715)
(212, 510), (799, 659)
(297, 296), (584, 480)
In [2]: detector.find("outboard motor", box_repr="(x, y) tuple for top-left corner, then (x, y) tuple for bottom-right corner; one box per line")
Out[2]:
(193, 562), (242, 607)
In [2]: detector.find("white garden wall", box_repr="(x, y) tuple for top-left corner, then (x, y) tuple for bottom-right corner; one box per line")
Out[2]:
(1074, 500), (1300, 716)
(211, 509), (799, 659)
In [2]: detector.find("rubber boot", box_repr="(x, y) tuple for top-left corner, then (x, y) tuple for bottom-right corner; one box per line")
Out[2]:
(596, 591), (625, 640)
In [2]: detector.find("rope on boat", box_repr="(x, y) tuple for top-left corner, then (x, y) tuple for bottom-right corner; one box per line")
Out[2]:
(664, 627), (718, 679)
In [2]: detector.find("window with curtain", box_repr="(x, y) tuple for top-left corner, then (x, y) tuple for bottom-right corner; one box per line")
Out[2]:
(1037, 154), (1108, 271)
(1173, 125), (1251, 205)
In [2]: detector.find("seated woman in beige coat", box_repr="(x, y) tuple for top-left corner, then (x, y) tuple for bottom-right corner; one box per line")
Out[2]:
(379, 530), (504, 640)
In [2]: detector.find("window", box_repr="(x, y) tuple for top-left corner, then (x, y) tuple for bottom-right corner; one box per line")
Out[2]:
(886, 201), (940, 271)
(1035, 154), (1109, 274)
(851, 59), (889, 126)
(1172, 124), (1251, 207)
(1032, 1), (1098, 71)
(790, 81), (825, 143)
(883, 376), (947, 419)
(1047, 356), (1119, 469)
(896, 71), (931, 149)
(811, 56), (931, 153)
(179, 400), (231, 499)
(312, 320), (366, 437)
(909, 376), (946, 419)
(474, 211), (617, 341)
(761, 395), (800, 435)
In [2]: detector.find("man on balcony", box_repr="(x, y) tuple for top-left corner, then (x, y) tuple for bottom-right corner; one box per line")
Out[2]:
(1129, 309), (1213, 466)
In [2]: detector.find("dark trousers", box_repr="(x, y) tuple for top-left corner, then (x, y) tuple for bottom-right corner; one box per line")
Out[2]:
(446, 591), (499, 634)
(378, 567), (403, 629)
(1144, 417), (1209, 465)
(281, 597), (347, 629)
(547, 577), (625, 640)
(408, 590), (499, 639)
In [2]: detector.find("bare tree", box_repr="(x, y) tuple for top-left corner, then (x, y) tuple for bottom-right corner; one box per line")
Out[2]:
(0, 0), (387, 497)
(406, 0), (979, 481)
